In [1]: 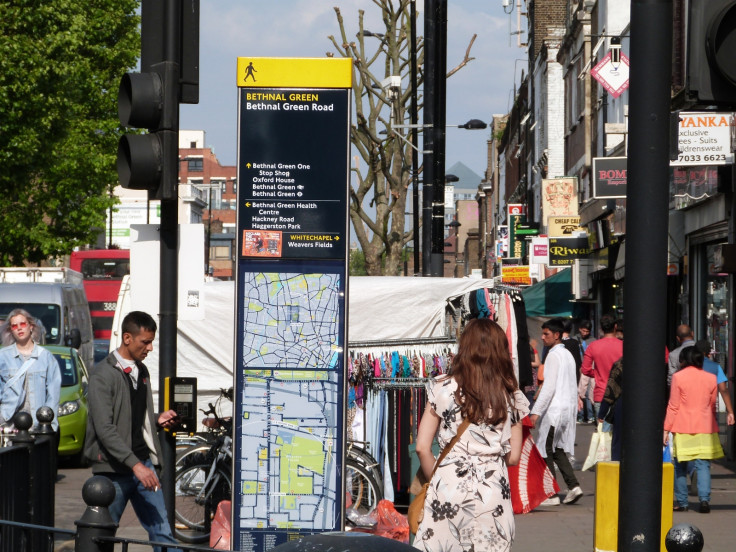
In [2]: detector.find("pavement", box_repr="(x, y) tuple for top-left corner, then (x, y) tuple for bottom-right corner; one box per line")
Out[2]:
(52, 422), (735, 551)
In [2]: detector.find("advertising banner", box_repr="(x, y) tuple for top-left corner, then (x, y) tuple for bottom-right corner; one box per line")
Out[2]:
(549, 236), (592, 266)
(529, 237), (549, 265)
(671, 112), (735, 167)
(671, 166), (719, 209)
(593, 157), (627, 199)
(507, 205), (527, 261)
(234, 57), (351, 550)
(590, 51), (630, 98)
(501, 265), (531, 285)
(542, 177), (577, 218)
(547, 216), (584, 237)
(497, 225), (509, 257)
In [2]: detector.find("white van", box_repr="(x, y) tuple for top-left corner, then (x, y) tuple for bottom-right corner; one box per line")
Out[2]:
(0, 282), (95, 370)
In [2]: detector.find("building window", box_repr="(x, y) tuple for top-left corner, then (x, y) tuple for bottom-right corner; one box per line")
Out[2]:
(211, 245), (230, 259)
(221, 182), (227, 193)
(188, 159), (203, 172)
(232, 180), (237, 193)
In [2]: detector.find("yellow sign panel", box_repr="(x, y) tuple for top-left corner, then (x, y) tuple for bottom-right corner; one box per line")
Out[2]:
(237, 57), (352, 88)
(501, 265), (531, 285)
(547, 216), (585, 237)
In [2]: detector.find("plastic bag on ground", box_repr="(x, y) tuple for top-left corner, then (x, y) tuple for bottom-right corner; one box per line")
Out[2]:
(372, 499), (409, 544)
(209, 500), (231, 550)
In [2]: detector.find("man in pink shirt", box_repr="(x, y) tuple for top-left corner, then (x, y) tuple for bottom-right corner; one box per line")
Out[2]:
(581, 314), (622, 430)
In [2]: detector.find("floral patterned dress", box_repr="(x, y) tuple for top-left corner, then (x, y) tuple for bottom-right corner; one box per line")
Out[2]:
(414, 377), (529, 552)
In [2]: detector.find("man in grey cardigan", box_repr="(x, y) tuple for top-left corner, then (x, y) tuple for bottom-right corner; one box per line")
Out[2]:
(84, 311), (180, 552)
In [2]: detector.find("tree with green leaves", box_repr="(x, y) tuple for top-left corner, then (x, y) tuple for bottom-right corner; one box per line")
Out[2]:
(0, 0), (140, 265)
(329, 0), (474, 275)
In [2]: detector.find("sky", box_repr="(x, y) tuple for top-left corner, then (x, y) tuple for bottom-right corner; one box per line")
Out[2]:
(179, 0), (528, 176)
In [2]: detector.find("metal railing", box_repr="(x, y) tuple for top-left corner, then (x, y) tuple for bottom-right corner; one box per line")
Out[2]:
(0, 410), (57, 552)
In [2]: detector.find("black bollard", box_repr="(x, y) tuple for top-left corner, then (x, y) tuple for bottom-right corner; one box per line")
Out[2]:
(11, 411), (34, 445)
(34, 405), (58, 526)
(35, 405), (58, 473)
(75, 475), (118, 552)
(35, 406), (56, 435)
(271, 532), (416, 552)
(665, 523), (704, 552)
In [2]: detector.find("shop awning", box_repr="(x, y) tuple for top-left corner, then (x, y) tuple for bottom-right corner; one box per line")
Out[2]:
(522, 268), (583, 318)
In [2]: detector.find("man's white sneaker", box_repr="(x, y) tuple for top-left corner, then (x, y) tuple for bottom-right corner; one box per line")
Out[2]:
(563, 486), (584, 504)
(540, 496), (560, 506)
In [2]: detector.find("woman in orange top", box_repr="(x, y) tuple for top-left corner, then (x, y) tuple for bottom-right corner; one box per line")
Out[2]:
(664, 346), (723, 513)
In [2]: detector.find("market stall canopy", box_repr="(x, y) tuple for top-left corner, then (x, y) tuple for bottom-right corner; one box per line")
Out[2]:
(522, 268), (582, 318)
(348, 276), (496, 341)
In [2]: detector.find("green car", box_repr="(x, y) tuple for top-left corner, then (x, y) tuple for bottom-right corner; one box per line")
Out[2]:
(44, 345), (89, 464)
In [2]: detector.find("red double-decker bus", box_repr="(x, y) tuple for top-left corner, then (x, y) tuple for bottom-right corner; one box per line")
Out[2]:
(70, 249), (130, 339)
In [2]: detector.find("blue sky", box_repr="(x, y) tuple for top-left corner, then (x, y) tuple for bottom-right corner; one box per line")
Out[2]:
(180, 0), (527, 176)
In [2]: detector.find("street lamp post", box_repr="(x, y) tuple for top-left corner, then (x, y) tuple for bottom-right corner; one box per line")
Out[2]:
(410, 0), (419, 275)
(421, 0), (437, 276)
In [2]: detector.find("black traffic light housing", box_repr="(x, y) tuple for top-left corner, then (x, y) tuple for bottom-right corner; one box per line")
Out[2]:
(117, 0), (199, 200)
(679, 0), (736, 108)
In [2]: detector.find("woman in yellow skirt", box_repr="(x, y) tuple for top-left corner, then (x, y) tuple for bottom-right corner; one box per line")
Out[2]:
(664, 346), (723, 513)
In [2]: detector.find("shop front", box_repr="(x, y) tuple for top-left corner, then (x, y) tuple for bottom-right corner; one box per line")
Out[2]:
(680, 190), (733, 459)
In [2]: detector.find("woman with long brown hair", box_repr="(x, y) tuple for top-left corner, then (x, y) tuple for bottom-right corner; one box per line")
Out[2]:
(413, 318), (528, 551)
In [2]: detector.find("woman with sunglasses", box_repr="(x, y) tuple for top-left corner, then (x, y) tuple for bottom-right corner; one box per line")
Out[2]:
(0, 308), (61, 430)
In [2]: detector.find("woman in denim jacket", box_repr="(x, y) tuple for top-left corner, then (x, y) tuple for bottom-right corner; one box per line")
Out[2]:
(0, 308), (61, 430)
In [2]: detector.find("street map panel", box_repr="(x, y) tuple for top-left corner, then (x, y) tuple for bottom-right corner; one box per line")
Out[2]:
(237, 371), (339, 538)
(236, 269), (343, 545)
(241, 272), (341, 369)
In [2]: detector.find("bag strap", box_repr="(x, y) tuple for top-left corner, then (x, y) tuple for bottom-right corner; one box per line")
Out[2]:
(7, 356), (36, 388)
(430, 417), (471, 478)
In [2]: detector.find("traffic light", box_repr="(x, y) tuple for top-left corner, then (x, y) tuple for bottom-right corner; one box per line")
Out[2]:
(117, 62), (179, 199)
(116, 0), (199, 200)
(684, 0), (736, 107)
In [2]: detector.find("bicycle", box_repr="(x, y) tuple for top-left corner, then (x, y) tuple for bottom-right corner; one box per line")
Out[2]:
(345, 440), (384, 521)
(174, 387), (384, 540)
(174, 389), (233, 544)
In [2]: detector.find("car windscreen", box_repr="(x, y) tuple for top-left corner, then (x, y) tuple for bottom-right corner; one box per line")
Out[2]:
(53, 352), (78, 387)
(0, 303), (61, 344)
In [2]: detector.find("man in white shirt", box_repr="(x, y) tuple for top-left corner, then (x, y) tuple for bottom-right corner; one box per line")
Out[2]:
(530, 318), (583, 506)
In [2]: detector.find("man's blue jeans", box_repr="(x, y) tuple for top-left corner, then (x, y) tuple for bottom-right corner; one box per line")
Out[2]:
(593, 402), (612, 432)
(674, 458), (711, 506)
(578, 397), (595, 421)
(105, 459), (182, 552)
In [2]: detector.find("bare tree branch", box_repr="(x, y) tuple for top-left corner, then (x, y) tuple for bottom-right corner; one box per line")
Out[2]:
(446, 34), (477, 78)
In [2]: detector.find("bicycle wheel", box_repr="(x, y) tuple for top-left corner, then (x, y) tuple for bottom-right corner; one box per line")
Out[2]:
(174, 462), (232, 544)
(345, 459), (382, 515)
(346, 445), (384, 491)
(176, 442), (212, 468)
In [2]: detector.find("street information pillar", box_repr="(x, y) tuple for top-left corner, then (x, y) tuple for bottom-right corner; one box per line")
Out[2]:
(233, 57), (352, 551)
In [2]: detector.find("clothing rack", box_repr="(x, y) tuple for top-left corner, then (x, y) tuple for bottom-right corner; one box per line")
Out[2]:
(349, 336), (457, 348)
(348, 336), (457, 357)
(369, 377), (430, 389)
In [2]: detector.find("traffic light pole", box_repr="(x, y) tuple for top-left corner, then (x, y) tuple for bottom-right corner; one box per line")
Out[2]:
(158, 0), (180, 532)
(117, 2), (198, 530)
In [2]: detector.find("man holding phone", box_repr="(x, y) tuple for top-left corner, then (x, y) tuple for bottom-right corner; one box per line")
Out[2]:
(84, 311), (181, 552)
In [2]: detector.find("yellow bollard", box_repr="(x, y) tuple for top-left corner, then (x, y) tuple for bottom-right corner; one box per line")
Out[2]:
(594, 461), (674, 552)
